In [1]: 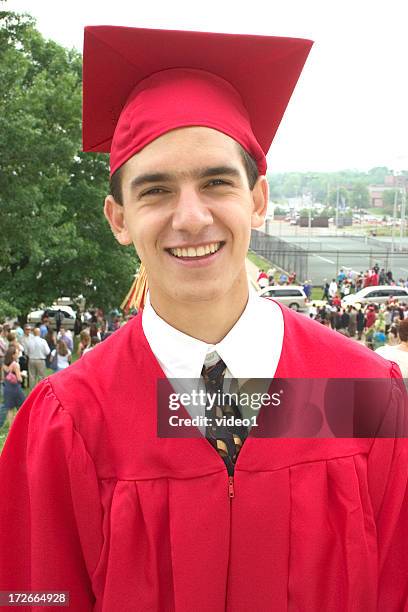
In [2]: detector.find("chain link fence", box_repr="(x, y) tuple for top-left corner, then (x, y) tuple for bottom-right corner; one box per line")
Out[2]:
(250, 229), (408, 285)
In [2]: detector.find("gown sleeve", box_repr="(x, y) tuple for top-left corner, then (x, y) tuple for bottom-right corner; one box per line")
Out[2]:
(367, 368), (408, 611)
(0, 380), (103, 611)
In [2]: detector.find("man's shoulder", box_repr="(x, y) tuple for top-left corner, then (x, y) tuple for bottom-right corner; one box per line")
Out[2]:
(277, 303), (396, 377)
(49, 315), (148, 394)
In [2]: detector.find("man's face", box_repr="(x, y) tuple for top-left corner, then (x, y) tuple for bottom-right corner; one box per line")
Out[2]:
(105, 127), (267, 309)
(24, 327), (31, 336)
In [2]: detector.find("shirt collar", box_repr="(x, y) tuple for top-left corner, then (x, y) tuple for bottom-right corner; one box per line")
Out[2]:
(142, 287), (283, 380)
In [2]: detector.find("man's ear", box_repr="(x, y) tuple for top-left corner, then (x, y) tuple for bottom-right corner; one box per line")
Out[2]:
(250, 176), (269, 228)
(104, 195), (132, 245)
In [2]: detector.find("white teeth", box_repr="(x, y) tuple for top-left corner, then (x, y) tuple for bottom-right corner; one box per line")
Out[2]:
(169, 242), (222, 258)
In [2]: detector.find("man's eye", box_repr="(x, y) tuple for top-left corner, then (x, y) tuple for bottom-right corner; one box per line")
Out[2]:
(207, 179), (230, 187)
(140, 188), (167, 197)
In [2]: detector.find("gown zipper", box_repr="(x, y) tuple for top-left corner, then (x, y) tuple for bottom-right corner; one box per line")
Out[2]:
(228, 475), (235, 499)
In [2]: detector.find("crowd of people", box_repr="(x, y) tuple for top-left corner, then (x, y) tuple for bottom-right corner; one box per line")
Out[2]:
(0, 308), (137, 429)
(257, 264), (408, 377)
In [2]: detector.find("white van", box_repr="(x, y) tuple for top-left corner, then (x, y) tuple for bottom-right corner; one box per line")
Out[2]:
(258, 285), (307, 311)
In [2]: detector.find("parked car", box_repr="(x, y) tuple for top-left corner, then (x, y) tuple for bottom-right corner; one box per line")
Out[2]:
(342, 285), (408, 307)
(258, 285), (307, 311)
(27, 306), (77, 330)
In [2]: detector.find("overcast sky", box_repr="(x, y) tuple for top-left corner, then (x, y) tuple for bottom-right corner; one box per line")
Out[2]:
(5, 0), (408, 173)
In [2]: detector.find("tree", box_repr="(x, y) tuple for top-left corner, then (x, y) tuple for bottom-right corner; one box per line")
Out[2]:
(350, 183), (370, 209)
(382, 189), (399, 214)
(329, 187), (349, 207)
(0, 11), (137, 319)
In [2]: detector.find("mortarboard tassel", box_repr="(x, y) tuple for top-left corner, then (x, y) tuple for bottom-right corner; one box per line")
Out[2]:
(121, 264), (148, 312)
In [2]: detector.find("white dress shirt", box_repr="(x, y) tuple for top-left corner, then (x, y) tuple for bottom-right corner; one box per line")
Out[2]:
(142, 287), (284, 428)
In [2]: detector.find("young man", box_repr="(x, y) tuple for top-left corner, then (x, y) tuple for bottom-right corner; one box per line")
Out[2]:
(0, 26), (407, 611)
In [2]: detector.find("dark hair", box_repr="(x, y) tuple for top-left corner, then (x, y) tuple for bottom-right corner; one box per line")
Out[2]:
(399, 318), (408, 342)
(4, 346), (17, 366)
(109, 142), (259, 205)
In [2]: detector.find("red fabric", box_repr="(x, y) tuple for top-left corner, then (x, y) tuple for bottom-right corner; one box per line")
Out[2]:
(0, 305), (407, 611)
(82, 26), (313, 176)
(366, 310), (377, 328)
(257, 271), (268, 282)
(110, 68), (266, 177)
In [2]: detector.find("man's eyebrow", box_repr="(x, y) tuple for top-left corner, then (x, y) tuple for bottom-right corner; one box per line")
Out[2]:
(130, 172), (173, 190)
(197, 166), (241, 179)
(129, 166), (241, 191)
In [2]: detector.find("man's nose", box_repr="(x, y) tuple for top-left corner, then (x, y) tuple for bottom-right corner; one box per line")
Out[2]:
(171, 188), (213, 234)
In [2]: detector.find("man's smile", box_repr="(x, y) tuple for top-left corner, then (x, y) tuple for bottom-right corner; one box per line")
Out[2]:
(167, 241), (224, 258)
(164, 241), (226, 265)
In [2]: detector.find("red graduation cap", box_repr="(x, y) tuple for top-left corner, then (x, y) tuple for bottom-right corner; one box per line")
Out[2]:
(82, 26), (313, 177)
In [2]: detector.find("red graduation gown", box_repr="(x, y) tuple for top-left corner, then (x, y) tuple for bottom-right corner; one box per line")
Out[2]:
(0, 304), (407, 611)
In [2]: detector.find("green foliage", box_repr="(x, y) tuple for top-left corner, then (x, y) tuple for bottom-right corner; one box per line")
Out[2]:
(0, 11), (137, 316)
(0, 298), (18, 322)
(272, 206), (287, 215)
(382, 189), (399, 213)
(350, 183), (370, 208)
(267, 168), (397, 211)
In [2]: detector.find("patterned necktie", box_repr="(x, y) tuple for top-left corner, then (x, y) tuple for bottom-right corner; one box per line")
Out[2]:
(201, 358), (248, 475)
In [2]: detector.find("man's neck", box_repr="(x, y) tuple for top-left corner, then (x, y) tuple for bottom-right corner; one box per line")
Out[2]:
(149, 283), (249, 345)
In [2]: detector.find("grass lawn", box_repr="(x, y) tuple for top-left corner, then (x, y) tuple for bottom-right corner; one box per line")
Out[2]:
(247, 249), (274, 270)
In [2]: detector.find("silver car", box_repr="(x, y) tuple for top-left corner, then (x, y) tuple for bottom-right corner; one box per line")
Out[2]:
(27, 306), (77, 330)
(258, 285), (307, 311)
(342, 285), (408, 307)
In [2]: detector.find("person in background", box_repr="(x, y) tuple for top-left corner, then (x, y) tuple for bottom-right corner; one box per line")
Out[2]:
(384, 306), (392, 334)
(83, 336), (101, 356)
(347, 306), (357, 338)
(58, 326), (74, 352)
(356, 305), (365, 341)
(337, 268), (346, 284)
(257, 269), (268, 289)
(303, 280), (312, 300)
(7, 332), (23, 362)
(44, 327), (57, 367)
(266, 268), (275, 285)
(328, 278), (337, 301)
(78, 330), (91, 357)
(26, 328), (50, 388)
(54, 309), (64, 334)
(89, 323), (101, 342)
(74, 313), (83, 337)
(39, 314), (49, 338)
(12, 322), (24, 338)
(376, 318), (408, 378)
(19, 325), (32, 389)
(0, 346), (26, 428)
(0, 325), (7, 387)
(50, 340), (72, 372)
(332, 294), (341, 308)
(322, 280), (330, 301)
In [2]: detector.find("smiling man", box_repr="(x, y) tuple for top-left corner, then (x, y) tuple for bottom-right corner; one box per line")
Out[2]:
(0, 26), (407, 612)
(105, 126), (268, 343)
